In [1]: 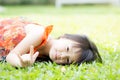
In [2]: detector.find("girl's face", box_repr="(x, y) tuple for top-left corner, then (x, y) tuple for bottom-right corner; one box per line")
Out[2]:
(49, 38), (81, 65)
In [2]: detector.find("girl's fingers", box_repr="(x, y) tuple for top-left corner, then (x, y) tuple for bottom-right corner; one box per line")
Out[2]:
(32, 52), (39, 63)
(30, 45), (34, 56)
(17, 54), (25, 66)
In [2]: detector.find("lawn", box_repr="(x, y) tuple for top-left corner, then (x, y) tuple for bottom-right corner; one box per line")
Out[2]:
(0, 5), (120, 80)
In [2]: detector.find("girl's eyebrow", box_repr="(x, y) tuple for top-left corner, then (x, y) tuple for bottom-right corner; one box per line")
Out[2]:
(71, 44), (82, 54)
(72, 44), (81, 49)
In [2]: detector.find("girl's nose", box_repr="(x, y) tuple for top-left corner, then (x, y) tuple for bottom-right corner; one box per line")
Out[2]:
(60, 53), (68, 59)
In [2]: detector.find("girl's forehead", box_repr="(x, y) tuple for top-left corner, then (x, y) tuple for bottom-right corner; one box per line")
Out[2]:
(59, 38), (81, 47)
(58, 38), (81, 51)
(59, 38), (79, 44)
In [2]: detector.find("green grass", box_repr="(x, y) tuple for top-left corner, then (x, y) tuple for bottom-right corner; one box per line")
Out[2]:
(0, 5), (120, 80)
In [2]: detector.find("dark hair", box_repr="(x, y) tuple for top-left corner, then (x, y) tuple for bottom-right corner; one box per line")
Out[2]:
(60, 34), (102, 65)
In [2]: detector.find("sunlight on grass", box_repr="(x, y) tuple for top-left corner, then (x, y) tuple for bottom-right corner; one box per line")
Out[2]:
(0, 5), (120, 80)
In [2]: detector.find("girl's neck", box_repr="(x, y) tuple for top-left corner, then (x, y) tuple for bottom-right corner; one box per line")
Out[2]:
(40, 36), (56, 56)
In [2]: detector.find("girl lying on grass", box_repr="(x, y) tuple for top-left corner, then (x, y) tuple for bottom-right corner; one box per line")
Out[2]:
(0, 18), (102, 67)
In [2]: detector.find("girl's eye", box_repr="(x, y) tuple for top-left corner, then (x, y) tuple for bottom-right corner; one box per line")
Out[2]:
(66, 47), (69, 52)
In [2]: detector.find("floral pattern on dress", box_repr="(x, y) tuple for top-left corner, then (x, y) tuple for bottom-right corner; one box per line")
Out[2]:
(0, 18), (31, 61)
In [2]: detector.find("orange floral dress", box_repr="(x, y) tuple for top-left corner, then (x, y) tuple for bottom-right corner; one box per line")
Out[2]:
(0, 18), (53, 61)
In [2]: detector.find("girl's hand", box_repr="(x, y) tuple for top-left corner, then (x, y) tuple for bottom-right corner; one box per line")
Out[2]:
(17, 46), (39, 67)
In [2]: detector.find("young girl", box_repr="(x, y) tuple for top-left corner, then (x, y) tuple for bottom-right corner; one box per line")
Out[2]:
(0, 18), (102, 67)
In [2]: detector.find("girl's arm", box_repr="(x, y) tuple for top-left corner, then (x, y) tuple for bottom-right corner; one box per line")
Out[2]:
(6, 24), (45, 67)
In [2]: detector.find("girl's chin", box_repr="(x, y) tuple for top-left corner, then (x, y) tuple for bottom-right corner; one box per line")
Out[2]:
(49, 53), (55, 60)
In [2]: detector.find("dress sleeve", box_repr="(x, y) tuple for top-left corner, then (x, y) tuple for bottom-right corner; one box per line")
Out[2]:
(34, 25), (53, 51)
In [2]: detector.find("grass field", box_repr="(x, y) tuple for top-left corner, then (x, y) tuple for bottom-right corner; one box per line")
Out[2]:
(0, 5), (120, 80)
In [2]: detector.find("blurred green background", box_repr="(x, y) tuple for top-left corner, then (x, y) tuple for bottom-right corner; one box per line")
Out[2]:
(0, 0), (120, 80)
(0, 0), (54, 5)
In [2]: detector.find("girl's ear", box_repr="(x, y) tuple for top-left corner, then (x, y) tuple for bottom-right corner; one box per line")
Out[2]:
(78, 49), (96, 65)
(79, 49), (94, 64)
(79, 48), (102, 65)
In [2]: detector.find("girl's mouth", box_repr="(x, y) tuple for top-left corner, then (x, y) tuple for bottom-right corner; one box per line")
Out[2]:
(54, 53), (57, 59)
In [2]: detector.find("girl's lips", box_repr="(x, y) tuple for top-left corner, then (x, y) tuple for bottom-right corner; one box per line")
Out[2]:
(53, 49), (57, 59)
(55, 53), (57, 59)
